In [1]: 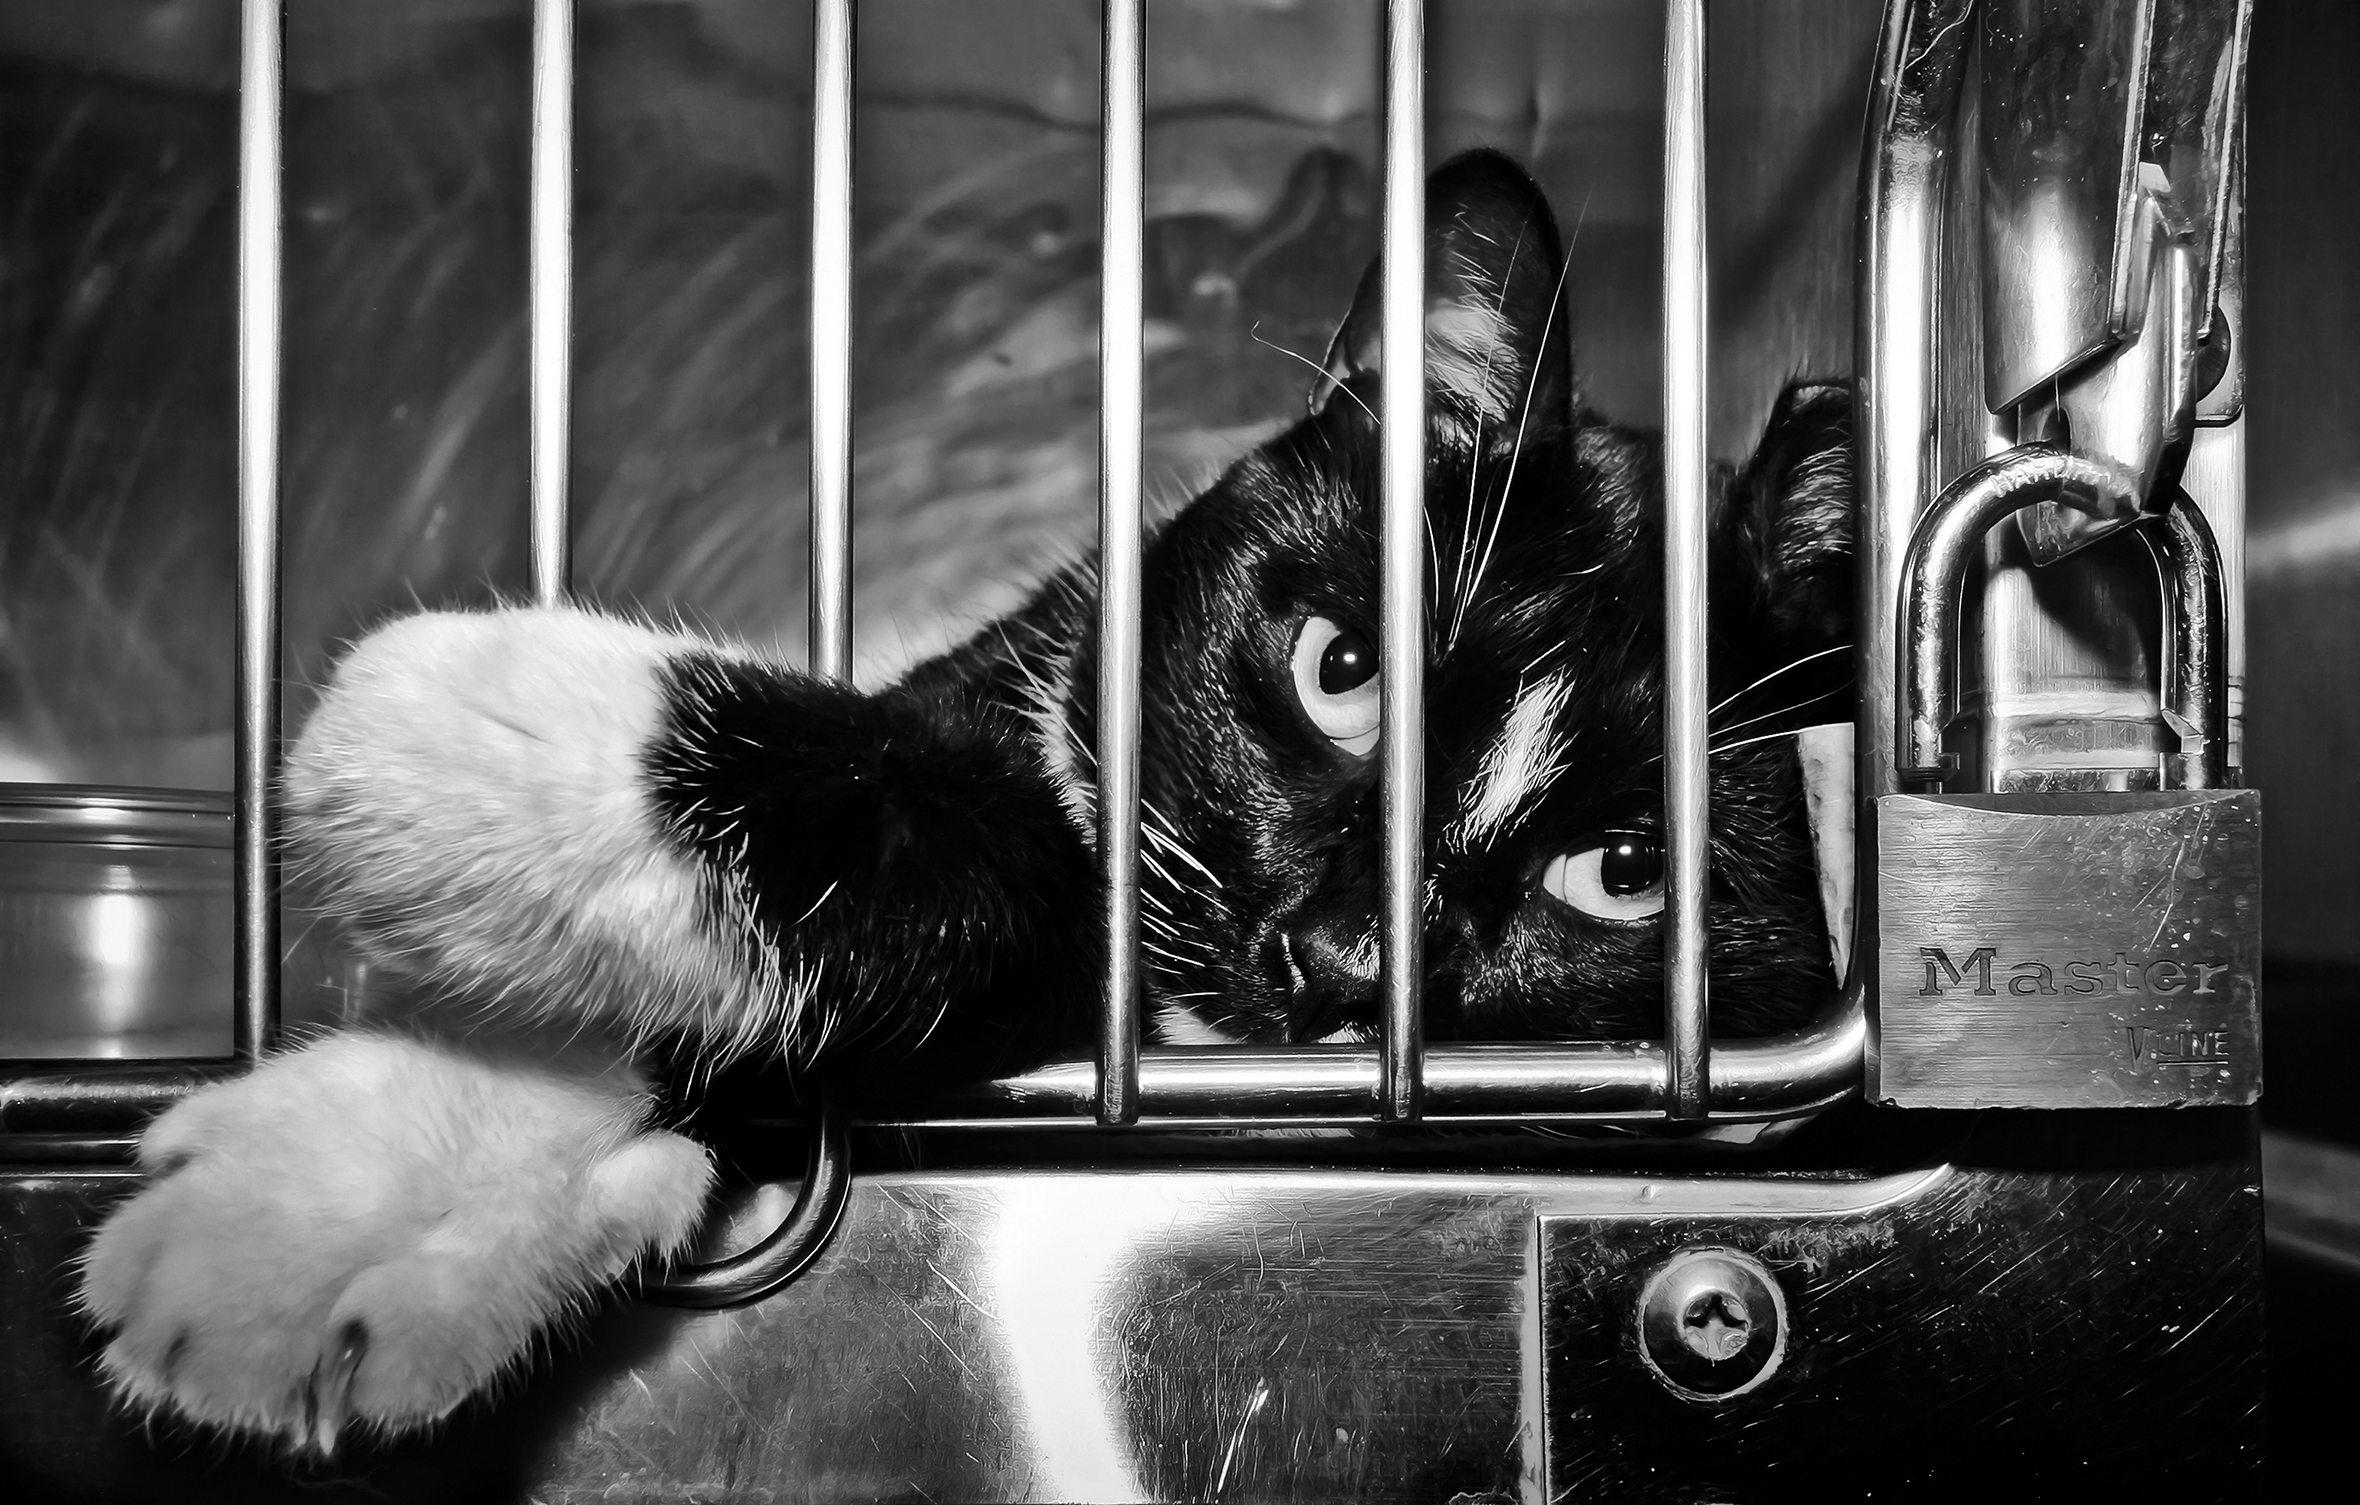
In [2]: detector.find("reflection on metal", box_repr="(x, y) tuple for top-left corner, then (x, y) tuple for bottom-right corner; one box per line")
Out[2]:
(2013, 223), (2197, 562)
(1873, 788), (2260, 1107)
(232, 0), (283, 1064)
(913, 1003), (1866, 1128)
(0, 790), (233, 1062)
(528, 0), (574, 604)
(1977, 1), (2251, 568)
(2263, 1129), (2360, 1277)
(2180, 419), (2246, 775)
(1880, 306), (2261, 1112)
(0, 1063), (230, 1137)
(1661, 0), (1711, 1121)
(0, 1129), (2267, 1499)
(1376, 0), (1426, 1124)
(1538, 1126), (2262, 1498)
(2148, 0), (2255, 348)
(1977, 0), (2157, 414)
(1970, 2), (2251, 801)
(2147, 495), (2228, 788)
(1096, 0), (1147, 1128)
(1851, 1), (1975, 1091)
(637, 1091), (849, 1309)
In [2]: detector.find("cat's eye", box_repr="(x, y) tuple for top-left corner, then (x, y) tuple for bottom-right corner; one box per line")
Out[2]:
(1290, 615), (1380, 756)
(1540, 835), (1666, 922)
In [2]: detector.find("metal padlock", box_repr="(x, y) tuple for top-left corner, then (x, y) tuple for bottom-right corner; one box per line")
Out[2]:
(1872, 447), (2261, 1109)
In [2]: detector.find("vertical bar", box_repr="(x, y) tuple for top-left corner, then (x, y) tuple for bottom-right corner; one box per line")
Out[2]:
(233, 0), (283, 1064)
(1095, 0), (1146, 1127)
(1661, 0), (1710, 1119)
(1378, 0), (1426, 1123)
(529, 0), (574, 605)
(808, 0), (856, 682)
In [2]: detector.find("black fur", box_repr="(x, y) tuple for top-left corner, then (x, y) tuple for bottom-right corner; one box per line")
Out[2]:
(642, 150), (1853, 1083)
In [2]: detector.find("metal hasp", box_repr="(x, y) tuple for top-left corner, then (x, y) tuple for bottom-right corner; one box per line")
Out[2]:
(1979, 0), (2253, 563)
(1877, 447), (2258, 1108)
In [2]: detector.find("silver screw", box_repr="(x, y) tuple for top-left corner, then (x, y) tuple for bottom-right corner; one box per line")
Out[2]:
(1636, 1247), (1787, 1400)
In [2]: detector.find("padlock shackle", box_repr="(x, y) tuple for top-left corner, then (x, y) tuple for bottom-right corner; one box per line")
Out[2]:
(1895, 444), (2142, 789)
(2146, 495), (2230, 790)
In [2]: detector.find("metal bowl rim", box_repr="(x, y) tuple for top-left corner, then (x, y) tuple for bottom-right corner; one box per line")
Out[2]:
(0, 784), (233, 848)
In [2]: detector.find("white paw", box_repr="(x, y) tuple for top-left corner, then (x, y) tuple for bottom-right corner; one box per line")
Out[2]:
(286, 605), (779, 1040)
(80, 1032), (712, 1453)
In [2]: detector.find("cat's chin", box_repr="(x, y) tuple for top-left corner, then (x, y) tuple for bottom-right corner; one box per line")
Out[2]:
(1154, 1003), (1245, 1047)
(1154, 1000), (1376, 1049)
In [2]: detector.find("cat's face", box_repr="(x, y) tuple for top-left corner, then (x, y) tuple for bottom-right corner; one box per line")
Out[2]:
(1075, 151), (1854, 1046)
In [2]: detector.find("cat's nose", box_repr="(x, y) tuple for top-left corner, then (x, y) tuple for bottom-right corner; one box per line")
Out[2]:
(1283, 923), (1380, 1042)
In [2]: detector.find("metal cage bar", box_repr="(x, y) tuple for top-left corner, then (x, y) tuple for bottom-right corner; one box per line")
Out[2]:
(809, 0), (856, 683)
(6, 0), (1891, 1142)
(1660, 0), (1710, 1119)
(529, 0), (575, 604)
(1095, 0), (1147, 1127)
(232, 0), (284, 1064)
(1377, 0), (1427, 1124)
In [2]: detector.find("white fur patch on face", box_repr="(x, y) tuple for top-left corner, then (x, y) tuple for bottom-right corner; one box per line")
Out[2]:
(1793, 721), (1855, 984)
(286, 606), (795, 1050)
(1018, 645), (1094, 840)
(1457, 672), (1575, 848)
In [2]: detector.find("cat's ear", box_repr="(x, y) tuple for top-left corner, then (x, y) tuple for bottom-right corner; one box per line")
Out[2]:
(1312, 150), (1575, 438)
(1724, 380), (1854, 651)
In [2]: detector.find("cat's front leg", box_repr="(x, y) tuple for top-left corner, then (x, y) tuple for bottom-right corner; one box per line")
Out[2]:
(288, 606), (788, 1047)
(80, 1031), (710, 1452)
(292, 605), (1094, 1077)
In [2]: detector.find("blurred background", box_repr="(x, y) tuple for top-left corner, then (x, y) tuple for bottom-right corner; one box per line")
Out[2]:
(0, 0), (1872, 782)
(0, 0), (2351, 1490)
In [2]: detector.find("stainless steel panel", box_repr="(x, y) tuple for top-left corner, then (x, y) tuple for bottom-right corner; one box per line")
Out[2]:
(1541, 1118), (2263, 1499)
(0, 1130), (2268, 1500)
(1874, 788), (2260, 1107)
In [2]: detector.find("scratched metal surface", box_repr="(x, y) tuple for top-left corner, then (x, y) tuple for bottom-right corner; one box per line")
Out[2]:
(1544, 1113), (2266, 1500)
(0, 1114), (2263, 1502)
(1875, 790), (2262, 1108)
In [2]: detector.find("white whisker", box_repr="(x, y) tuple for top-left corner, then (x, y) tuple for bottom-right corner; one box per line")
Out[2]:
(1252, 323), (1376, 425)
(1707, 645), (1848, 719)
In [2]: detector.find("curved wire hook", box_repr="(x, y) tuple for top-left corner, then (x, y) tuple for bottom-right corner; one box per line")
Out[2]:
(636, 1087), (850, 1310)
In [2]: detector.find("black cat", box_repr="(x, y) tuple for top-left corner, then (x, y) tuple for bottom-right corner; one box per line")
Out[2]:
(79, 150), (1854, 1452)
